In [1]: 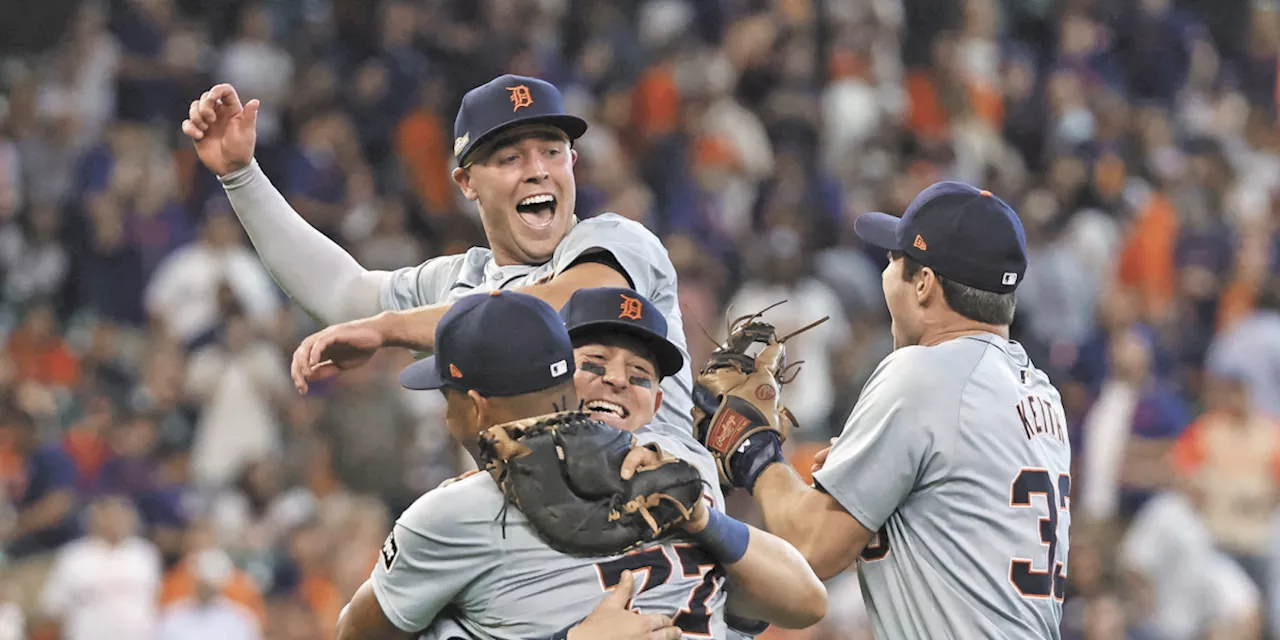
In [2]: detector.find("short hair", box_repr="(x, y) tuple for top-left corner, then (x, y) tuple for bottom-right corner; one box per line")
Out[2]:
(897, 252), (1017, 325)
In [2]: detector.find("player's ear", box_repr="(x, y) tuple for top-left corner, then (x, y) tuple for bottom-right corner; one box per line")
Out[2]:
(652, 388), (663, 414)
(452, 166), (479, 201)
(915, 267), (938, 305)
(466, 389), (488, 427)
(570, 147), (579, 166)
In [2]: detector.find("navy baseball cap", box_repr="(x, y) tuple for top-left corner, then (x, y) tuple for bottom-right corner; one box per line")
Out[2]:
(854, 181), (1028, 294)
(398, 291), (576, 396)
(559, 288), (684, 379)
(453, 74), (589, 166)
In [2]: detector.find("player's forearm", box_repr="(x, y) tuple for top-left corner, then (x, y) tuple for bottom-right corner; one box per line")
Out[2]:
(334, 580), (416, 640)
(220, 159), (387, 324)
(367, 305), (452, 351)
(722, 526), (827, 629)
(516, 261), (630, 310)
(753, 463), (851, 579)
(362, 261), (629, 352)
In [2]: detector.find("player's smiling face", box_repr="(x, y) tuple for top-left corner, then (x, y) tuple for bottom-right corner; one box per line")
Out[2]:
(572, 336), (662, 432)
(453, 125), (578, 266)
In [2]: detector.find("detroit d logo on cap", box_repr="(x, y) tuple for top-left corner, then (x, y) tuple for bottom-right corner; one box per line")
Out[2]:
(618, 295), (643, 320)
(506, 85), (534, 111)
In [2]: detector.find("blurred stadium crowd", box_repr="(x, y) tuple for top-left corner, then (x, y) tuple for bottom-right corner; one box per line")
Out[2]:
(0, 0), (1279, 638)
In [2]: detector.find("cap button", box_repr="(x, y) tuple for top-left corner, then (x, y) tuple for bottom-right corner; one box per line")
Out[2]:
(979, 190), (992, 197)
(489, 290), (502, 297)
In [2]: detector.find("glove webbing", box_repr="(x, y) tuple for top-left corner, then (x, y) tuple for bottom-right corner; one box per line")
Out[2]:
(618, 492), (697, 535)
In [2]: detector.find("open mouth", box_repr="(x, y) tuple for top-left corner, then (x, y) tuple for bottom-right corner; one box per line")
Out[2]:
(515, 194), (557, 228)
(585, 399), (630, 420)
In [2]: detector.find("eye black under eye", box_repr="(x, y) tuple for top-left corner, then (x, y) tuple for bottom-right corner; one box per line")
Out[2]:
(628, 376), (653, 388)
(580, 361), (606, 376)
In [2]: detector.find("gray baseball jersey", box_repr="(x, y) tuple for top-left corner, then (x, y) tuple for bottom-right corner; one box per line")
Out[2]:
(372, 422), (728, 640)
(380, 213), (694, 435)
(812, 334), (1072, 639)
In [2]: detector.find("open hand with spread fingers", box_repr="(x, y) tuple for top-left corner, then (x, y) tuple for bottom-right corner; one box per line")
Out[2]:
(180, 83), (260, 176)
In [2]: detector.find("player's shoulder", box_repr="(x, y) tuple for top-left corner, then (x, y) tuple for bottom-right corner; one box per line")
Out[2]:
(425, 247), (490, 276)
(397, 471), (506, 537)
(870, 344), (947, 384)
(562, 213), (663, 250)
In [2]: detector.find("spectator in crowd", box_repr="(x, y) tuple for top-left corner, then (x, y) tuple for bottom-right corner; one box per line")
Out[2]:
(38, 495), (161, 640)
(1171, 365), (1280, 593)
(156, 548), (262, 640)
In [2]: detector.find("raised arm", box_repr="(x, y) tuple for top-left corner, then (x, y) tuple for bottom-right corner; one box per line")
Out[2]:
(182, 83), (388, 324)
(289, 260), (628, 392)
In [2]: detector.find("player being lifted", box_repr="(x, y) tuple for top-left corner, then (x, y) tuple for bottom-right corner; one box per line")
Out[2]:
(335, 291), (824, 640)
(181, 74), (699, 437)
(692, 183), (1072, 639)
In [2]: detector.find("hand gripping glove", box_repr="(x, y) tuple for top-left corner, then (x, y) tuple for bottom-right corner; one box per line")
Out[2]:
(692, 304), (828, 491)
(478, 411), (704, 557)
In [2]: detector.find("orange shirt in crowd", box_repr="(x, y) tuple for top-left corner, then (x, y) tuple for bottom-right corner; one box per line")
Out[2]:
(158, 558), (268, 628)
(631, 64), (681, 141)
(5, 331), (79, 388)
(1117, 191), (1179, 320)
(298, 573), (344, 640)
(1170, 410), (1280, 554)
(395, 107), (454, 215)
(904, 71), (1004, 142)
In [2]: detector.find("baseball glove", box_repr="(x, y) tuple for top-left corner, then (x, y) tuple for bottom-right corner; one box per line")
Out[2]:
(692, 303), (828, 489)
(478, 410), (705, 557)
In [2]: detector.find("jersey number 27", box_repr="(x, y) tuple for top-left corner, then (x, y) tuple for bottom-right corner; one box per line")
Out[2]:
(1010, 468), (1070, 601)
(596, 545), (725, 635)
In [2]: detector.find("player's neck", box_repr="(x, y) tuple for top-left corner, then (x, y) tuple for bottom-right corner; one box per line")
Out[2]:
(918, 322), (1009, 347)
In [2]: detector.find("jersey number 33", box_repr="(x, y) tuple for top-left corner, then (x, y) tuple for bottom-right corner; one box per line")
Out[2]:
(859, 468), (1071, 601)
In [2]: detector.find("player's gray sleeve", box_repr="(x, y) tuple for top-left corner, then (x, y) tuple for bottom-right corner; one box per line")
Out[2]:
(218, 159), (388, 323)
(380, 253), (469, 311)
(551, 214), (673, 299)
(370, 483), (495, 632)
(811, 347), (946, 532)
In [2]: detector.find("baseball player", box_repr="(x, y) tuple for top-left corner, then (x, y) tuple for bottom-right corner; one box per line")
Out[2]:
(180, 75), (697, 436)
(705, 182), (1073, 639)
(557, 286), (813, 637)
(337, 291), (824, 640)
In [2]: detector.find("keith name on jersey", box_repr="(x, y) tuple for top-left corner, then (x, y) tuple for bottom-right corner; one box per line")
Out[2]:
(1015, 395), (1066, 444)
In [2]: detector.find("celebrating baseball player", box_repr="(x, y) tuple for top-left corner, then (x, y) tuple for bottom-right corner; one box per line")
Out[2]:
(334, 291), (824, 640)
(555, 286), (814, 637)
(180, 74), (697, 436)
(686, 182), (1073, 639)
